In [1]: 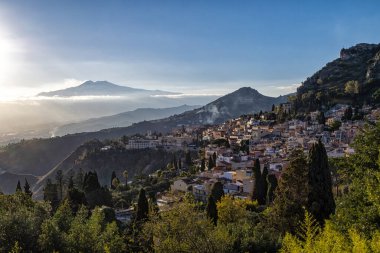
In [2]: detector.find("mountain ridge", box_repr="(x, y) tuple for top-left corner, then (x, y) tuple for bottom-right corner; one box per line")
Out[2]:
(37, 80), (180, 97)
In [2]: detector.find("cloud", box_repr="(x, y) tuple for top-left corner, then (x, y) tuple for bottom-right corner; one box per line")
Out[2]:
(150, 93), (223, 99)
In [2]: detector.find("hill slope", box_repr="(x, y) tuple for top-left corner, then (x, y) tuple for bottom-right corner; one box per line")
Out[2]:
(294, 43), (380, 111)
(53, 104), (200, 136)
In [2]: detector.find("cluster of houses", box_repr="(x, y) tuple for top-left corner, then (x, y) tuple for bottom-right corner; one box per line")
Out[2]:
(166, 104), (379, 204)
(111, 104), (379, 216)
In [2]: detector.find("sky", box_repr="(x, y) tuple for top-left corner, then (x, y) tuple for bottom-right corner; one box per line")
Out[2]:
(1, 0), (380, 99)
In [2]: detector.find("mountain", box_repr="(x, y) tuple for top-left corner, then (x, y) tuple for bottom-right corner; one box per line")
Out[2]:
(178, 87), (288, 124)
(294, 43), (380, 111)
(37, 80), (179, 97)
(53, 104), (200, 136)
(0, 87), (288, 194)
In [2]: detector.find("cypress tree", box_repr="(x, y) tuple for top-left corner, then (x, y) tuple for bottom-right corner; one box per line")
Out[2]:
(266, 174), (278, 204)
(24, 178), (32, 197)
(252, 158), (261, 200)
(206, 195), (218, 225)
(307, 139), (335, 224)
(210, 181), (224, 203)
(185, 151), (192, 165)
(208, 155), (214, 170)
(15, 180), (22, 192)
(257, 166), (268, 205)
(136, 188), (149, 222)
(173, 155), (178, 170)
(178, 158), (182, 171)
(201, 158), (206, 171)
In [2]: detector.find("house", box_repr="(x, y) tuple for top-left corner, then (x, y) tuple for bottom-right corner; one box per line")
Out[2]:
(242, 179), (254, 194)
(171, 178), (193, 192)
(193, 184), (208, 202)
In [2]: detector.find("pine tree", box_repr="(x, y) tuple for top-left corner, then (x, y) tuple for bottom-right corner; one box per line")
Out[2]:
(15, 180), (22, 192)
(136, 188), (149, 222)
(307, 139), (335, 224)
(266, 174), (278, 204)
(24, 178), (32, 197)
(252, 158), (261, 200)
(206, 195), (218, 225)
(210, 181), (224, 203)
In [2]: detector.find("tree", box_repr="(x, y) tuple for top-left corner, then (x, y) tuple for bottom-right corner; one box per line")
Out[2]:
(210, 181), (224, 203)
(267, 149), (309, 234)
(110, 171), (117, 190)
(208, 155), (214, 170)
(266, 174), (278, 204)
(206, 195), (218, 225)
(83, 171), (101, 193)
(75, 168), (84, 190)
(143, 202), (230, 252)
(317, 111), (325, 125)
(43, 179), (59, 210)
(111, 177), (120, 189)
(344, 80), (359, 95)
(252, 159), (261, 201)
(212, 152), (217, 165)
(55, 170), (64, 201)
(136, 188), (149, 222)
(15, 180), (22, 192)
(307, 139), (335, 224)
(343, 106), (353, 121)
(185, 151), (192, 165)
(257, 166), (269, 205)
(24, 178), (32, 197)
(200, 158), (206, 172)
(122, 170), (129, 187)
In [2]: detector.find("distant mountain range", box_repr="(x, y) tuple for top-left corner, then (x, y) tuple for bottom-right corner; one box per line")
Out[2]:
(37, 80), (179, 97)
(53, 104), (200, 136)
(0, 86), (288, 195)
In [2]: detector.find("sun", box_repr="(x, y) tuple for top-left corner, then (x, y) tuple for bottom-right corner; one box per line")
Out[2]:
(0, 22), (24, 100)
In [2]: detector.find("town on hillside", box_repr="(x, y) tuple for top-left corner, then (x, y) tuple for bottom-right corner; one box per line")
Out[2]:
(111, 103), (379, 222)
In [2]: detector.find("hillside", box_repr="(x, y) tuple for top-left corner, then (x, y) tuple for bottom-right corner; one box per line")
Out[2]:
(0, 87), (287, 192)
(32, 140), (177, 198)
(37, 80), (179, 97)
(53, 104), (200, 136)
(294, 43), (380, 111)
